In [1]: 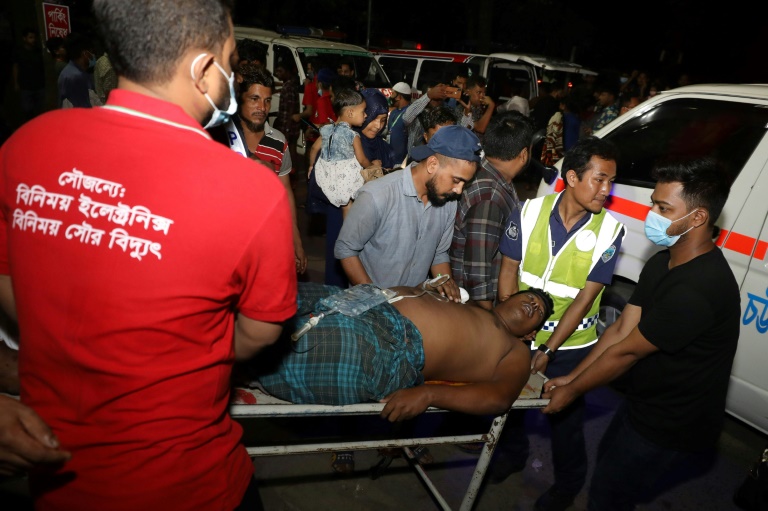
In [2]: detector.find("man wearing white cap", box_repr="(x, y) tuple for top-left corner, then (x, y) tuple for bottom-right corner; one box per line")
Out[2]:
(387, 81), (414, 162)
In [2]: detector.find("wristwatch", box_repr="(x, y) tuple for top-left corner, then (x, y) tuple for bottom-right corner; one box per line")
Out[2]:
(537, 344), (556, 361)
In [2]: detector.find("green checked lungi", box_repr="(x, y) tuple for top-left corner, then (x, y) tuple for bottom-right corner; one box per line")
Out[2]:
(256, 282), (425, 405)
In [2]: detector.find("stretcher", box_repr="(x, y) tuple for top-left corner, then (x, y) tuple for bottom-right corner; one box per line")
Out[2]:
(229, 373), (549, 511)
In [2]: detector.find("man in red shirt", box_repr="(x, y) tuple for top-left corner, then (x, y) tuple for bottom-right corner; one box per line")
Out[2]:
(310, 67), (338, 133)
(0, 1), (297, 510)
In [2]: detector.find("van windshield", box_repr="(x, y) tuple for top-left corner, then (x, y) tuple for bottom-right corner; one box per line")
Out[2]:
(298, 50), (391, 89)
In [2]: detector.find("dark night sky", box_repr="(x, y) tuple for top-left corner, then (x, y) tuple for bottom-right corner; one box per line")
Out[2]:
(232, 0), (767, 85)
(59, 0), (767, 86)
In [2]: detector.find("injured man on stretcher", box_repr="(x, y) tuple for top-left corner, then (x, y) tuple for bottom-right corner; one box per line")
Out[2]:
(247, 282), (554, 422)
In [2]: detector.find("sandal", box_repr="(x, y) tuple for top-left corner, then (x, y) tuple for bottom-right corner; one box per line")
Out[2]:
(331, 451), (355, 474)
(411, 445), (433, 465)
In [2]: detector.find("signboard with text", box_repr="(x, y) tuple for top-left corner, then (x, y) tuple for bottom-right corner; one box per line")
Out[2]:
(42, 3), (71, 40)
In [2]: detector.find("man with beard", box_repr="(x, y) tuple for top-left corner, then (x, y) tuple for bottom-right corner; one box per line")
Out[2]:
(211, 63), (307, 274)
(493, 136), (625, 511)
(335, 125), (480, 301)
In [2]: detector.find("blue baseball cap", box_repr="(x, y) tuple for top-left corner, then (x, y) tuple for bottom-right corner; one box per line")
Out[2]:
(409, 125), (483, 163)
(317, 68), (337, 85)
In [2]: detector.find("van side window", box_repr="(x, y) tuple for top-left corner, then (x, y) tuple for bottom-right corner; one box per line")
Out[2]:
(273, 45), (294, 90)
(487, 65), (535, 102)
(348, 55), (390, 88)
(607, 98), (768, 187)
(378, 56), (417, 86)
(417, 60), (451, 90)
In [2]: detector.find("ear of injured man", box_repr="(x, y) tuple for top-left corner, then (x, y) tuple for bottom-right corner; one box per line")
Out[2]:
(252, 282), (554, 422)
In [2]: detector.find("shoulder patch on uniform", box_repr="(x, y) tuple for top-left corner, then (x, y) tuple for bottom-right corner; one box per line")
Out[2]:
(601, 244), (616, 263)
(505, 221), (519, 241)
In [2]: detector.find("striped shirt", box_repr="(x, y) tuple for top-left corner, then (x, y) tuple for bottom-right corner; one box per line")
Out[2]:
(212, 117), (292, 176)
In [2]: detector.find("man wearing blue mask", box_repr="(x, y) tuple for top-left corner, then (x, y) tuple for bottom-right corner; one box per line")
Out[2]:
(58, 32), (97, 108)
(0, 1), (296, 510)
(543, 158), (740, 511)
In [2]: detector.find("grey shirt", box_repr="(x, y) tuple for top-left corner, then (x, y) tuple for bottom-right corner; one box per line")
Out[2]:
(334, 165), (456, 288)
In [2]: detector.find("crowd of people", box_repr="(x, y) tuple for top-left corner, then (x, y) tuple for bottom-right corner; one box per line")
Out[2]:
(0, 2), (740, 511)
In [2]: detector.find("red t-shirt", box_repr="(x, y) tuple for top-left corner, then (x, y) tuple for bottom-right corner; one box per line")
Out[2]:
(0, 90), (297, 510)
(312, 94), (337, 127)
(307, 94), (337, 144)
(302, 76), (318, 108)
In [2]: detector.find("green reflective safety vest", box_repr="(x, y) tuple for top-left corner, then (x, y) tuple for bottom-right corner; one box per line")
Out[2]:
(519, 192), (624, 349)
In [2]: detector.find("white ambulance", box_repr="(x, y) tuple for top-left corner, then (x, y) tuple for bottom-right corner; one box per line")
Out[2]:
(373, 48), (597, 102)
(538, 84), (768, 435)
(233, 26), (391, 152)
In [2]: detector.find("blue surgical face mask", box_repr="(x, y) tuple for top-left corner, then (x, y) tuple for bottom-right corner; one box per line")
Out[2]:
(644, 209), (697, 247)
(88, 53), (97, 69)
(191, 53), (237, 129)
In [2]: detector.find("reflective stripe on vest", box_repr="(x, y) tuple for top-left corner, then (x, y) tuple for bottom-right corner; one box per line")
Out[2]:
(540, 313), (599, 332)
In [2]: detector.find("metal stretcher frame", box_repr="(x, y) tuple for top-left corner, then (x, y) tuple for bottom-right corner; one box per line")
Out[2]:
(229, 374), (549, 511)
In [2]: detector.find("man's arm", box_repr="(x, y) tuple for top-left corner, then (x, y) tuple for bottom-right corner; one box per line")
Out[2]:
(530, 280), (605, 374)
(472, 97), (496, 135)
(0, 342), (18, 396)
(429, 261), (460, 302)
(456, 102), (474, 130)
(234, 314), (285, 362)
(334, 191), (380, 284)
(428, 211), (461, 301)
(0, 395), (72, 476)
(339, 256), (373, 285)
(307, 136), (322, 171)
(562, 303), (643, 385)
(0, 279), (70, 474)
(543, 311), (656, 415)
(403, 86), (446, 126)
(402, 93), (431, 126)
(380, 340), (530, 421)
(497, 256), (520, 303)
(278, 173), (307, 274)
(461, 201), (508, 310)
(0, 276), (17, 322)
(0, 277), (18, 395)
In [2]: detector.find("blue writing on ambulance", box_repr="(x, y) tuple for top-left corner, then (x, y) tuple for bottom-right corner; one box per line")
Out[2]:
(743, 289), (768, 334)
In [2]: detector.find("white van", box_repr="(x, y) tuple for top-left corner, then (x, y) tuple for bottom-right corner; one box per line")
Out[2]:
(373, 48), (597, 102)
(538, 84), (768, 435)
(234, 26), (391, 151)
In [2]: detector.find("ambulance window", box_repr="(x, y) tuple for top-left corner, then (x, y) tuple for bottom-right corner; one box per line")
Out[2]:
(273, 45), (294, 87)
(377, 56), (417, 85)
(605, 98), (768, 187)
(486, 65), (534, 101)
(417, 60), (451, 91)
(350, 55), (390, 88)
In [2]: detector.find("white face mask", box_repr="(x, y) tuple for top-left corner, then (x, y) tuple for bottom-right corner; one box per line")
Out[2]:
(190, 53), (237, 129)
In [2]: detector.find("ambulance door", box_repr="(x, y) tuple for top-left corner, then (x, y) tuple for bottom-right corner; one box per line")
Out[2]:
(725, 157), (768, 435)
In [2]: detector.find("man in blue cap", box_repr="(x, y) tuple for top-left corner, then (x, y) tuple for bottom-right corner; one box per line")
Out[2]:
(335, 125), (481, 302)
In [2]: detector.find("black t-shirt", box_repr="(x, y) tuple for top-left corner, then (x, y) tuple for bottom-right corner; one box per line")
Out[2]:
(626, 247), (740, 452)
(12, 45), (45, 90)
